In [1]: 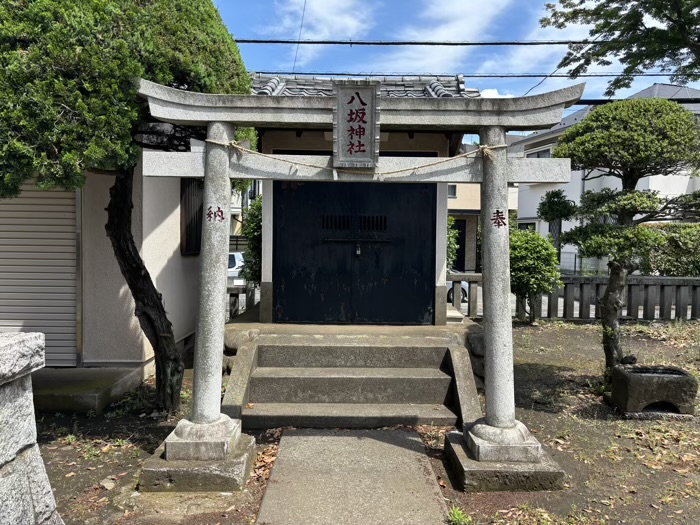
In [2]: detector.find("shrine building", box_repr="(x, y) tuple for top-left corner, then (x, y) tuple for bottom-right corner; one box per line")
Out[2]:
(141, 74), (580, 328)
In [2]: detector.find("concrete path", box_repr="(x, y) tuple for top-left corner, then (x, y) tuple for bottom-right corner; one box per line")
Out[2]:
(256, 429), (447, 525)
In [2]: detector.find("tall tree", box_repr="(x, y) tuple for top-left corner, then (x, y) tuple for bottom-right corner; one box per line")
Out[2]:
(539, 98), (700, 370)
(542, 0), (700, 96)
(0, 0), (252, 411)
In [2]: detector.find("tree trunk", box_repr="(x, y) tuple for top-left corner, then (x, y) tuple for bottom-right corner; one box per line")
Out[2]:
(515, 295), (527, 321)
(599, 260), (636, 371)
(527, 294), (538, 325)
(105, 170), (184, 412)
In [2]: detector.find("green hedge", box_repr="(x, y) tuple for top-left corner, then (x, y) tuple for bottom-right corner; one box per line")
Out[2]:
(639, 223), (700, 277)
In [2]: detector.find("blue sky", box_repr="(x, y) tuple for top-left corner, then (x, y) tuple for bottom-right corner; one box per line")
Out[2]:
(214, 0), (700, 103)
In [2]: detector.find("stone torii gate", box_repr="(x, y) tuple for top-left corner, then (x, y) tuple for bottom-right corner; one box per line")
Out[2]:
(137, 78), (584, 486)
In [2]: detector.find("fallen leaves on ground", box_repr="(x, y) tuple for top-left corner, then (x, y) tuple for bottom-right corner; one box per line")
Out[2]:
(252, 445), (278, 484)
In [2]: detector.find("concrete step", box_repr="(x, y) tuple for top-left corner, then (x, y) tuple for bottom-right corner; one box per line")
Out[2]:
(248, 367), (452, 404)
(243, 402), (458, 429)
(256, 345), (449, 368)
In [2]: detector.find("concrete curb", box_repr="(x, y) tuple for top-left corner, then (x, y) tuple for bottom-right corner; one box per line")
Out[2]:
(221, 344), (258, 419)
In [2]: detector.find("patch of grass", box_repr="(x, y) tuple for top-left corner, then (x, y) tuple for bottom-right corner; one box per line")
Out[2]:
(623, 320), (700, 349)
(624, 424), (700, 471)
(448, 506), (474, 525)
(82, 445), (101, 460)
(104, 384), (154, 420)
(111, 437), (130, 447)
(487, 505), (606, 524)
(180, 387), (192, 402)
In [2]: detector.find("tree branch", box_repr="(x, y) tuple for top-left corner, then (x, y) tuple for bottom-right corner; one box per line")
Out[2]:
(582, 171), (610, 182)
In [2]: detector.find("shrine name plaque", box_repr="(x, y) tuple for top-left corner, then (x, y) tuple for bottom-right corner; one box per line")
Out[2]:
(333, 80), (381, 169)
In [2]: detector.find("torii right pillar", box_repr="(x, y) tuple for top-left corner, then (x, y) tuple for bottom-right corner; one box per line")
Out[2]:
(464, 126), (542, 463)
(450, 124), (566, 493)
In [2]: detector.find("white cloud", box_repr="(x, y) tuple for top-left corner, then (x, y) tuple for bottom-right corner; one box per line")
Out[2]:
(477, 6), (591, 82)
(479, 88), (514, 98)
(473, 4), (678, 99)
(261, 0), (377, 67)
(361, 0), (513, 74)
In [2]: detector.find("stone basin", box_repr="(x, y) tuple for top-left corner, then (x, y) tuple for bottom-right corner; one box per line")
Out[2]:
(611, 365), (698, 415)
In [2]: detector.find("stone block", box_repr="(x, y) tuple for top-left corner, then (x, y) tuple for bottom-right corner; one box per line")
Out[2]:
(611, 365), (698, 415)
(434, 286), (447, 325)
(465, 420), (542, 463)
(42, 511), (65, 525)
(466, 331), (484, 357)
(221, 344), (258, 419)
(0, 457), (34, 525)
(0, 444), (61, 525)
(259, 282), (273, 323)
(32, 367), (148, 415)
(140, 433), (255, 492)
(0, 333), (45, 386)
(164, 416), (241, 461)
(445, 432), (564, 493)
(448, 346), (482, 426)
(0, 375), (38, 465)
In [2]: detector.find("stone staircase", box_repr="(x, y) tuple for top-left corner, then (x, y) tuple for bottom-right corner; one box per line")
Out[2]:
(227, 338), (465, 429)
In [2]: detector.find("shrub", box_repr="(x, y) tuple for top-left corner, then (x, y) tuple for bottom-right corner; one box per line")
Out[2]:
(241, 196), (262, 284)
(639, 223), (700, 277)
(510, 229), (562, 323)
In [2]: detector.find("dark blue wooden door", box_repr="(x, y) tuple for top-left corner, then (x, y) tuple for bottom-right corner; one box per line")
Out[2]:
(273, 181), (436, 324)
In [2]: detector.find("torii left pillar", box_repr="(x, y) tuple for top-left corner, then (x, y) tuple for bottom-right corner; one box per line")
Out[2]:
(141, 123), (254, 492)
(164, 122), (241, 460)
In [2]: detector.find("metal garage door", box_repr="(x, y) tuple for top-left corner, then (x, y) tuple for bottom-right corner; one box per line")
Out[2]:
(0, 185), (78, 366)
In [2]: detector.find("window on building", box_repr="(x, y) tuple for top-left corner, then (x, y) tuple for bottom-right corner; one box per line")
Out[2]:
(549, 219), (562, 259)
(526, 149), (551, 159)
(180, 178), (203, 256)
(447, 184), (457, 198)
(518, 222), (536, 231)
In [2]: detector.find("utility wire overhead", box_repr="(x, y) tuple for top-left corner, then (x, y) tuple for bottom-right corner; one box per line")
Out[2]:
(236, 38), (621, 47)
(291, 0), (307, 73)
(253, 71), (674, 79)
(522, 34), (603, 96)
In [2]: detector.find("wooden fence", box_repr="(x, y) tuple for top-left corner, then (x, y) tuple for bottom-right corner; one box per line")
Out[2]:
(447, 273), (700, 321)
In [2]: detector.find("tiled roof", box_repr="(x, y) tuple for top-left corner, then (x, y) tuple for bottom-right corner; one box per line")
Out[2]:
(251, 73), (481, 98)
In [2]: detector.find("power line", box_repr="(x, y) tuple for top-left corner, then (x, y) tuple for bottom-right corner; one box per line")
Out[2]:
(522, 34), (603, 96)
(252, 70), (673, 78)
(291, 0), (308, 73)
(578, 98), (700, 105)
(236, 38), (619, 47)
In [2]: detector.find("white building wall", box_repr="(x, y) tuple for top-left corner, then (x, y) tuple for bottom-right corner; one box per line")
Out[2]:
(82, 170), (150, 365)
(141, 176), (201, 344)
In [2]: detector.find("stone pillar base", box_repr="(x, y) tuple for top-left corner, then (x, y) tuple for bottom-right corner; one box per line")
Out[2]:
(465, 419), (542, 463)
(445, 431), (565, 493)
(140, 433), (255, 492)
(141, 415), (255, 492)
(164, 415), (240, 461)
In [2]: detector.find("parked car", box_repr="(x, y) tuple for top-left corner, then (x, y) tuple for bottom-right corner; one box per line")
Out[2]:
(227, 252), (246, 289)
(227, 252), (246, 318)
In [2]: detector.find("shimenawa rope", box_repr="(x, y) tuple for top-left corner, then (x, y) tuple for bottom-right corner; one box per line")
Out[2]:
(204, 139), (507, 179)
